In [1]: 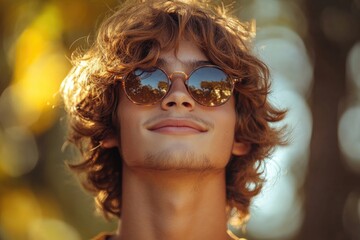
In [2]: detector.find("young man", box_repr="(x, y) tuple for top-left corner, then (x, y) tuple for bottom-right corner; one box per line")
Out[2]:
(60, 0), (286, 239)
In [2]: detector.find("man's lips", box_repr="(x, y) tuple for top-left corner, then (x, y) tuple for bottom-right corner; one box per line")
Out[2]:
(147, 119), (208, 134)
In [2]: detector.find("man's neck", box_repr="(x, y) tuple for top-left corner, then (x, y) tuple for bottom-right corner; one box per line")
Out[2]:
(114, 164), (231, 240)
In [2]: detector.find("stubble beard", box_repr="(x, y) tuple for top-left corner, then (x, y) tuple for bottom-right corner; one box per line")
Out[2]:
(143, 150), (217, 172)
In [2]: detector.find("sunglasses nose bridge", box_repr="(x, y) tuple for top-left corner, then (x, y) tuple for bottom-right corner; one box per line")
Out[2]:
(169, 71), (188, 82)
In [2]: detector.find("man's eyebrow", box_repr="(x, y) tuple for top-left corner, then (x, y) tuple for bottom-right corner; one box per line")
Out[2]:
(156, 58), (213, 70)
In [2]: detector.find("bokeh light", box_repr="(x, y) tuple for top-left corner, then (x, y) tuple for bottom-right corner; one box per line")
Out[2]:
(9, 2), (69, 134)
(338, 40), (360, 174)
(0, 0), (119, 239)
(238, 0), (308, 36)
(0, 188), (42, 240)
(0, 126), (38, 177)
(28, 218), (81, 240)
(234, 0), (315, 239)
(254, 27), (313, 95)
(338, 106), (360, 171)
(247, 88), (312, 239)
(269, 87), (312, 182)
(248, 173), (303, 239)
(346, 41), (360, 89)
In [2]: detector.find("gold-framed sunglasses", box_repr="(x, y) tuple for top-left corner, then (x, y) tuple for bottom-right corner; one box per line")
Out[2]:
(122, 65), (240, 107)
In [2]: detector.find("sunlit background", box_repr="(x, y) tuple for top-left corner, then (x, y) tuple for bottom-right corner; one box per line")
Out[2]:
(0, 0), (359, 239)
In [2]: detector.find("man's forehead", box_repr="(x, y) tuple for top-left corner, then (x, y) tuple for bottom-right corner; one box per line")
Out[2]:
(155, 39), (211, 72)
(156, 58), (212, 72)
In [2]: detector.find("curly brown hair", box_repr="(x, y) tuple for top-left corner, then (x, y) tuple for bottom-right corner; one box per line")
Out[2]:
(60, 0), (286, 220)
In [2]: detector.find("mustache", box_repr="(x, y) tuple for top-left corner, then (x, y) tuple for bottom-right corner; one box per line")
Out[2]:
(143, 113), (214, 130)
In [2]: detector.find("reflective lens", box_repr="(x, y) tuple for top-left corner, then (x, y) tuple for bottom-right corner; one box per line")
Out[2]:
(187, 66), (233, 107)
(125, 69), (169, 104)
(123, 66), (234, 107)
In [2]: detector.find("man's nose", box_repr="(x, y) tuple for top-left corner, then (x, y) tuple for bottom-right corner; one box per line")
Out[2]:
(160, 73), (195, 110)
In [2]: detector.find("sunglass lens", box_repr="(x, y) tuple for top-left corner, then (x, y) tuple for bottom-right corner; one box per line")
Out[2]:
(125, 69), (169, 104)
(188, 67), (233, 106)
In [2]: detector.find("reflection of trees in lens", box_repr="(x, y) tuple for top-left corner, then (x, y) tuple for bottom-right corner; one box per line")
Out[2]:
(125, 73), (167, 104)
(189, 79), (232, 106)
(158, 81), (168, 94)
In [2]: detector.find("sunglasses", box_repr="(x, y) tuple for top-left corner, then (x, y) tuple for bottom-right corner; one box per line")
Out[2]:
(122, 65), (239, 107)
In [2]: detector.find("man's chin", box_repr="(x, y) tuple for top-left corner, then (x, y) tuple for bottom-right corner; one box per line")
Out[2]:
(141, 150), (216, 171)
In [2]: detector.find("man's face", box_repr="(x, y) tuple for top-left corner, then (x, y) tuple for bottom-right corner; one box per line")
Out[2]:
(114, 39), (244, 171)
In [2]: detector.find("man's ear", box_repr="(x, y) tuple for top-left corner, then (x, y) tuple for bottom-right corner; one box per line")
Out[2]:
(232, 141), (250, 156)
(100, 134), (118, 148)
